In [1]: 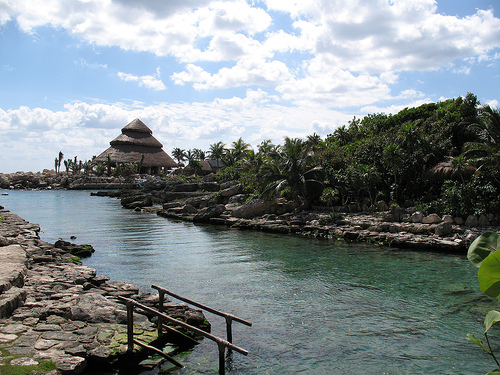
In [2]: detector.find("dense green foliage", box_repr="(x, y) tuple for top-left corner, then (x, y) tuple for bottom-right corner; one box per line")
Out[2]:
(212, 93), (500, 217)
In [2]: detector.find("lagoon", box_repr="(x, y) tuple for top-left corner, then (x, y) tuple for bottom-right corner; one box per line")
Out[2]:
(0, 189), (496, 374)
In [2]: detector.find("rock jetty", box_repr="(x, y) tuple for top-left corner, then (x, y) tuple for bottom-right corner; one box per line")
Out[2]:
(91, 179), (495, 254)
(0, 209), (209, 375)
(2, 170), (496, 252)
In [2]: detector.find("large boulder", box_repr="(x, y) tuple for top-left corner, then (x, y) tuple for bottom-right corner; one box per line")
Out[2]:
(422, 214), (441, 224)
(69, 293), (130, 323)
(408, 211), (424, 223)
(232, 199), (274, 219)
(435, 221), (453, 237)
(54, 240), (95, 258)
(465, 215), (479, 227)
(193, 205), (226, 223)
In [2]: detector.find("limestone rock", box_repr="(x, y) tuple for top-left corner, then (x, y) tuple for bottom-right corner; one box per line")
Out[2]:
(422, 214), (441, 224)
(408, 211), (424, 223)
(435, 222), (453, 237)
(69, 293), (127, 323)
(221, 185), (240, 197)
(442, 215), (454, 223)
(376, 201), (389, 211)
(465, 215), (479, 227)
(56, 355), (87, 375)
(182, 204), (198, 215)
(54, 240), (95, 258)
(232, 199), (274, 219)
(193, 205), (226, 223)
(478, 214), (490, 227)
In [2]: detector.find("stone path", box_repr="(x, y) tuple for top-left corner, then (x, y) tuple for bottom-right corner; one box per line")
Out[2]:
(0, 210), (208, 375)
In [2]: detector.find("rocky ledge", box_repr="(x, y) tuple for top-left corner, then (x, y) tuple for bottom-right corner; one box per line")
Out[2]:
(0, 209), (209, 375)
(99, 183), (493, 254)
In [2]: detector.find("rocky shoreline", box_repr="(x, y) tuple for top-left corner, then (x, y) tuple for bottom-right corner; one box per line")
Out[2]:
(2, 169), (496, 253)
(0, 209), (210, 375)
(90, 178), (494, 255)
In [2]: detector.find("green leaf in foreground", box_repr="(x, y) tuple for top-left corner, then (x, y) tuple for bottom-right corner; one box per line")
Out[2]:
(467, 333), (491, 353)
(468, 232), (500, 268)
(479, 252), (500, 299)
(485, 311), (500, 333)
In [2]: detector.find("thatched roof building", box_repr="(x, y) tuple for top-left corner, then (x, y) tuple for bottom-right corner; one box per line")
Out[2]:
(94, 119), (177, 174)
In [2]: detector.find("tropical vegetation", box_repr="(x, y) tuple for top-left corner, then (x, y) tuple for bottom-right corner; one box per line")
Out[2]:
(54, 93), (500, 218)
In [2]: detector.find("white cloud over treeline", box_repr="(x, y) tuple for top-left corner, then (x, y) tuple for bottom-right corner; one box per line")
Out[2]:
(2, 0), (499, 106)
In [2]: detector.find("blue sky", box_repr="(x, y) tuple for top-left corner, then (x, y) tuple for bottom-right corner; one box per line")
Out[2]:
(1, 0), (499, 173)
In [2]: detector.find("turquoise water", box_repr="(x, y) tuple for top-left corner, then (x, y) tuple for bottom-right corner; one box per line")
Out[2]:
(1, 189), (498, 374)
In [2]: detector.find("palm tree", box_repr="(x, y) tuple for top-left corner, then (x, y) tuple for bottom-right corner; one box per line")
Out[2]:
(262, 137), (323, 208)
(231, 138), (252, 162)
(192, 148), (206, 161)
(332, 125), (351, 146)
(464, 105), (500, 171)
(257, 140), (276, 156)
(306, 133), (322, 152)
(209, 141), (226, 169)
(171, 148), (187, 164)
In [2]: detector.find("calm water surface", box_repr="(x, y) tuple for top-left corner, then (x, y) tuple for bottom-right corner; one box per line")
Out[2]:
(1, 189), (497, 374)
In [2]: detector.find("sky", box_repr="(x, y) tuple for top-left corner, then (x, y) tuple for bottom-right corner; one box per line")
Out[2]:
(1, 0), (500, 173)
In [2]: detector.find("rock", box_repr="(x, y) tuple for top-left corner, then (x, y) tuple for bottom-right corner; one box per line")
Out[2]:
(193, 205), (226, 223)
(454, 216), (464, 225)
(0, 235), (10, 246)
(56, 355), (87, 375)
(390, 205), (407, 222)
(120, 194), (152, 209)
(376, 201), (389, 211)
(422, 214), (441, 224)
(435, 222), (453, 237)
(182, 204), (198, 215)
(69, 293), (128, 323)
(442, 215), (454, 223)
(478, 214), (490, 227)
(465, 215), (479, 227)
(232, 199), (274, 219)
(221, 185), (240, 197)
(408, 211), (424, 223)
(10, 357), (39, 366)
(54, 240), (95, 258)
(227, 194), (249, 204)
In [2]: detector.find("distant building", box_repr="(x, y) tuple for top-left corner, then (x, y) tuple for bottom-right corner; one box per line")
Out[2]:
(94, 118), (177, 174)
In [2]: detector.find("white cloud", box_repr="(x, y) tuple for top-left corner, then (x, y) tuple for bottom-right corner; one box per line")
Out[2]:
(1, 0), (499, 111)
(486, 99), (499, 109)
(172, 58), (291, 89)
(0, 95), (354, 172)
(74, 58), (107, 69)
(117, 68), (166, 91)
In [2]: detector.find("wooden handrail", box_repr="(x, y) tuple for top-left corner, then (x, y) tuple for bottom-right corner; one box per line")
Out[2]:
(118, 296), (249, 356)
(151, 284), (253, 327)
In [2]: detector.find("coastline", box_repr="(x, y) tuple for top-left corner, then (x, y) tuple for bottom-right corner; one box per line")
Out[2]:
(1, 169), (494, 255)
(0, 209), (209, 375)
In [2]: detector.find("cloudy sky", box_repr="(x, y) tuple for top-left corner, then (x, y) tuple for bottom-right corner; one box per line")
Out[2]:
(1, 0), (499, 173)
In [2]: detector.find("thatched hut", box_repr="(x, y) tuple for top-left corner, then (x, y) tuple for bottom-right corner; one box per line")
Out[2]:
(424, 157), (477, 182)
(94, 119), (177, 174)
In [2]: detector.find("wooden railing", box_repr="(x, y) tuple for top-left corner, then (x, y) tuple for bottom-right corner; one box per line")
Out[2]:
(119, 286), (252, 374)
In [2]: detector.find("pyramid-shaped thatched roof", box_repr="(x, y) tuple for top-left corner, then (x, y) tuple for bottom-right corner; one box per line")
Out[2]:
(94, 119), (177, 171)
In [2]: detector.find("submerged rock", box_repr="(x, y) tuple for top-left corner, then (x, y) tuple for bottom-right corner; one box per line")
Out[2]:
(54, 240), (95, 258)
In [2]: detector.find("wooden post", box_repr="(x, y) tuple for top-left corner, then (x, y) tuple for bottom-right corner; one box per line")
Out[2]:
(225, 315), (233, 343)
(126, 301), (134, 353)
(158, 290), (164, 337)
(218, 341), (226, 375)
